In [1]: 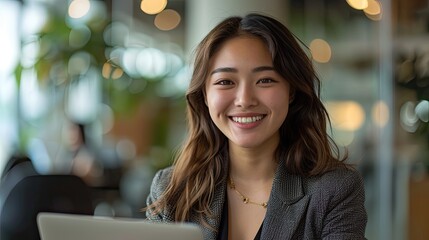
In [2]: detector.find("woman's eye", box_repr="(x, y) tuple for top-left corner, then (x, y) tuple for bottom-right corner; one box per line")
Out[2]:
(258, 78), (275, 84)
(215, 80), (233, 85)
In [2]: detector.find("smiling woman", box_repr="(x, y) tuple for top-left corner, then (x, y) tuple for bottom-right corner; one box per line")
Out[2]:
(145, 13), (367, 240)
(205, 36), (291, 151)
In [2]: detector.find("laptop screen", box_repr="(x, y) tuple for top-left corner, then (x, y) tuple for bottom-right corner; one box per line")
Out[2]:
(37, 212), (204, 240)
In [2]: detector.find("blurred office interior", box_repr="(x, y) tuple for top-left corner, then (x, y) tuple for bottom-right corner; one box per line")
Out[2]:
(0, 0), (428, 239)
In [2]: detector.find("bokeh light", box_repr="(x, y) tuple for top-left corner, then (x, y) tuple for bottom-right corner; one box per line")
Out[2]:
(309, 39), (332, 63)
(103, 22), (129, 46)
(0, 1), (20, 75)
(20, 68), (48, 120)
(67, 0), (107, 28)
(68, 51), (92, 76)
(364, 0), (381, 15)
(102, 62), (124, 80)
(363, 0), (382, 21)
(346, 0), (368, 10)
(68, 0), (91, 19)
(400, 101), (419, 133)
(372, 101), (389, 127)
(20, 39), (40, 68)
(136, 48), (168, 79)
(0, 75), (17, 106)
(415, 100), (429, 122)
(98, 104), (115, 134)
(69, 26), (92, 49)
(156, 65), (190, 97)
(326, 101), (366, 131)
(66, 69), (101, 123)
(108, 47), (125, 67)
(365, 11), (382, 21)
(154, 9), (181, 31)
(21, 3), (48, 36)
(121, 48), (141, 78)
(140, 0), (167, 15)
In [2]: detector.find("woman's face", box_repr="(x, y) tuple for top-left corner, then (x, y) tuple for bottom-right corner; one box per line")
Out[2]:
(205, 35), (291, 150)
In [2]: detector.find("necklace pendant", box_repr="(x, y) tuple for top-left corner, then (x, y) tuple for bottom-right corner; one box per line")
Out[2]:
(229, 176), (268, 209)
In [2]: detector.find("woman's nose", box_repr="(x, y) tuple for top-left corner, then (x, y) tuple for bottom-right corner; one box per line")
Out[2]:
(234, 84), (258, 108)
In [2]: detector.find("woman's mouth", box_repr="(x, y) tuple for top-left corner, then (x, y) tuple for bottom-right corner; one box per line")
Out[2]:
(230, 115), (265, 124)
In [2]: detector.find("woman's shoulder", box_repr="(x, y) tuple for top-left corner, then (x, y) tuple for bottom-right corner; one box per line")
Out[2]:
(153, 166), (174, 179)
(149, 166), (174, 197)
(302, 166), (367, 238)
(305, 166), (364, 195)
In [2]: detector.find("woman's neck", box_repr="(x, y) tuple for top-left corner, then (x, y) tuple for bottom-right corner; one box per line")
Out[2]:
(228, 145), (278, 182)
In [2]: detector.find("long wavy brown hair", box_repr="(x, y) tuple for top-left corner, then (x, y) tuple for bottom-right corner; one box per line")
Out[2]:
(146, 13), (346, 226)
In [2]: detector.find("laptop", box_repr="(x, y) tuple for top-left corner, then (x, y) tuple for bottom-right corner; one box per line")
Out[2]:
(37, 212), (204, 240)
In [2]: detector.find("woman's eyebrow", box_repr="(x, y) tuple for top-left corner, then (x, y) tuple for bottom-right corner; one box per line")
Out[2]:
(210, 67), (237, 75)
(210, 66), (275, 75)
(252, 66), (275, 73)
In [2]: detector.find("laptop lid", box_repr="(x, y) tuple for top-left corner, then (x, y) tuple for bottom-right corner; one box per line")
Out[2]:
(37, 212), (204, 240)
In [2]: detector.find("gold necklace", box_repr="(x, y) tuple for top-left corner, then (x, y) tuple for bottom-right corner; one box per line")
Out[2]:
(228, 176), (268, 208)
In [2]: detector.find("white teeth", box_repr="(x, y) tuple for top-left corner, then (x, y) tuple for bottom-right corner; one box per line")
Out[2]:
(232, 115), (264, 123)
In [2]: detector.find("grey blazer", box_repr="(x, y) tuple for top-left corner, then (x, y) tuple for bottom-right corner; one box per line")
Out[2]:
(146, 161), (367, 240)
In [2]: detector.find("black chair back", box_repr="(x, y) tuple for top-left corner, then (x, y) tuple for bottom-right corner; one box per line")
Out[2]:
(0, 174), (93, 240)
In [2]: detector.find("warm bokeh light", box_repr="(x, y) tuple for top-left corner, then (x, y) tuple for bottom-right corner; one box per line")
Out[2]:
(365, 11), (382, 21)
(140, 0), (167, 15)
(154, 9), (181, 31)
(102, 62), (123, 80)
(326, 101), (365, 131)
(364, 0), (381, 15)
(372, 101), (390, 127)
(111, 68), (124, 80)
(68, 0), (91, 19)
(309, 39), (332, 63)
(346, 0), (368, 10)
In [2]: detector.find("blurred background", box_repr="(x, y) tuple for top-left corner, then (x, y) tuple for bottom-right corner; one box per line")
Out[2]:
(0, 0), (428, 239)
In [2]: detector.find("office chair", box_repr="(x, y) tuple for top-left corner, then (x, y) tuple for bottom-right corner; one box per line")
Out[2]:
(0, 173), (94, 240)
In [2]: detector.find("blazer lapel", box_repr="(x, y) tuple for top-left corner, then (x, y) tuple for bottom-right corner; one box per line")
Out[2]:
(190, 164), (228, 240)
(261, 161), (309, 240)
(203, 177), (227, 239)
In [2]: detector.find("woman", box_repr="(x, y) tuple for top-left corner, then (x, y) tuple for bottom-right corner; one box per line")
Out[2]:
(146, 13), (367, 240)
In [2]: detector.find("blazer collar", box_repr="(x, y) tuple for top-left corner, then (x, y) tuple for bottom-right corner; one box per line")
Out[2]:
(201, 159), (308, 240)
(261, 160), (309, 240)
(270, 159), (305, 205)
